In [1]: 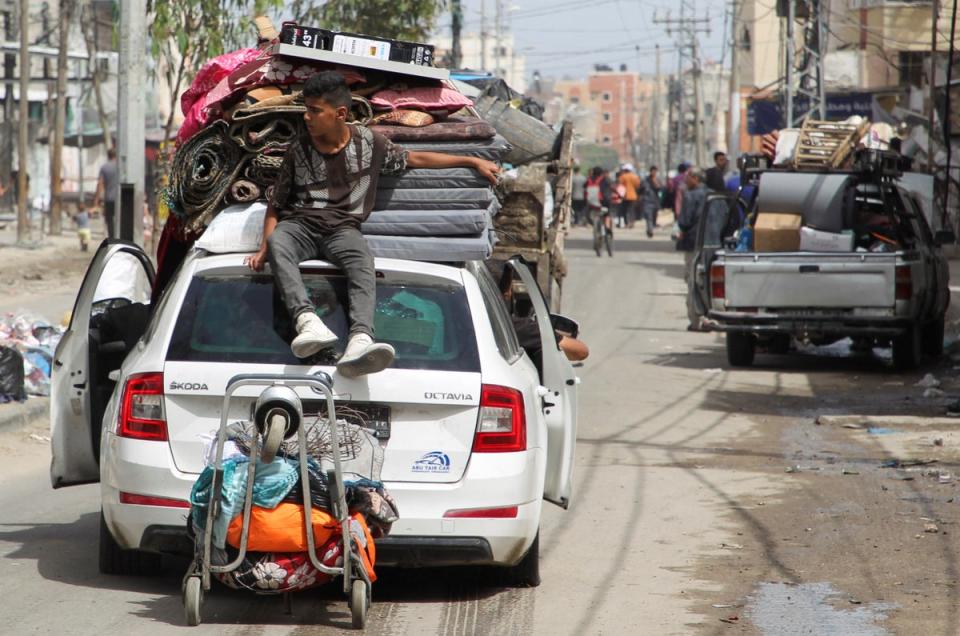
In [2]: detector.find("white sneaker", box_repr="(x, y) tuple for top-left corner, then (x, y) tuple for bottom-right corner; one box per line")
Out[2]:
(291, 312), (338, 358)
(336, 333), (395, 377)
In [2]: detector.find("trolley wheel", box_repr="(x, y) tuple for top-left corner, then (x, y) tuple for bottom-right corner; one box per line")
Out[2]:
(260, 412), (286, 463)
(350, 578), (369, 629)
(183, 575), (203, 626)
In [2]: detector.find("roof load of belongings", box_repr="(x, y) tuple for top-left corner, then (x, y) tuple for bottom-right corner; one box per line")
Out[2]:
(165, 18), (535, 263)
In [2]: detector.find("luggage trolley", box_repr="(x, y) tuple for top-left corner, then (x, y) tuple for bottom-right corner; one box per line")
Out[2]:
(182, 372), (372, 628)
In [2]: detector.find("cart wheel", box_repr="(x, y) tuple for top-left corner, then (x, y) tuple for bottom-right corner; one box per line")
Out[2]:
(260, 412), (286, 463)
(184, 575), (203, 626)
(350, 579), (369, 629)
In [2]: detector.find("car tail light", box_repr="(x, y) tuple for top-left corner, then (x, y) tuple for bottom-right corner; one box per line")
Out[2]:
(895, 265), (912, 301)
(119, 492), (190, 508)
(472, 384), (525, 453)
(710, 263), (725, 299)
(443, 506), (519, 519)
(119, 372), (167, 441)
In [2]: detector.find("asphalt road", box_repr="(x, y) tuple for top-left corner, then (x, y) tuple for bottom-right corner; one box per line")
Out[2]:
(3, 228), (960, 634)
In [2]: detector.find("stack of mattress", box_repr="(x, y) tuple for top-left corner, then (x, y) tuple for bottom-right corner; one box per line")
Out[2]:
(360, 131), (510, 262)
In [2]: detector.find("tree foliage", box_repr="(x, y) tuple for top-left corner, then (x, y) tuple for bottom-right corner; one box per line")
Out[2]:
(287, 0), (446, 42)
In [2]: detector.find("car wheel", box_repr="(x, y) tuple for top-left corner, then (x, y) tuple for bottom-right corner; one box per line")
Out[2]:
(726, 332), (755, 367)
(99, 512), (162, 576)
(922, 318), (945, 358)
(892, 324), (923, 370)
(504, 531), (541, 588)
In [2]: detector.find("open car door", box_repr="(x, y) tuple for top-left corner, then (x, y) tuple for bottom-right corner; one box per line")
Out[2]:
(508, 258), (578, 509)
(692, 193), (738, 316)
(50, 240), (154, 488)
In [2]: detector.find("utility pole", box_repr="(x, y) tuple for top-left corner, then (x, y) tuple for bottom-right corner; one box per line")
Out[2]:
(50, 0), (74, 236)
(653, 44), (662, 169)
(117, 0), (145, 245)
(480, 0), (487, 70)
(450, 0), (462, 69)
(17, 0), (28, 242)
(782, 0), (827, 127)
(654, 2), (710, 165)
(494, 0), (502, 78)
(2, 6), (14, 211)
(728, 0), (741, 159)
(692, 38), (705, 167)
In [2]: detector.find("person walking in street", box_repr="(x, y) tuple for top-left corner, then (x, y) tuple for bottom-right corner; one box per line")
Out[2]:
(94, 147), (118, 239)
(640, 166), (662, 238)
(571, 165), (587, 226)
(704, 151), (729, 192)
(245, 71), (500, 376)
(617, 163), (642, 229)
(671, 162), (689, 219)
(585, 166), (614, 232)
(675, 167), (709, 331)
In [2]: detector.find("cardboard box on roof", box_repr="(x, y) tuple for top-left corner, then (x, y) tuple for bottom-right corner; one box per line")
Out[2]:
(754, 212), (802, 252)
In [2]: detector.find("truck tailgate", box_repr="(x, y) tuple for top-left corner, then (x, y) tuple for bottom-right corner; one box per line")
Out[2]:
(724, 253), (897, 308)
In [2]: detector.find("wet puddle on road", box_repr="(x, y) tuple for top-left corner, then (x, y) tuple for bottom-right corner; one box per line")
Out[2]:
(746, 581), (895, 635)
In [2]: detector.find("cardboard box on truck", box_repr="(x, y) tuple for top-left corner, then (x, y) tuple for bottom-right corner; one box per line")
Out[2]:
(754, 212), (802, 252)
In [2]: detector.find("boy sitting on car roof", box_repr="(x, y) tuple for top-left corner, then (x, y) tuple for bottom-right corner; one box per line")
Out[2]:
(245, 71), (500, 377)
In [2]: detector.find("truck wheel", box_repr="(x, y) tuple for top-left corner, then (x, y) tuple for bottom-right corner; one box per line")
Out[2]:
(893, 325), (922, 370)
(922, 318), (945, 358)
(726, 332), (755, 367)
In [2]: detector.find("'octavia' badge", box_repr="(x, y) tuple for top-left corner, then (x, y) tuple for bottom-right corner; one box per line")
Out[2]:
(412, 451), (451, 473)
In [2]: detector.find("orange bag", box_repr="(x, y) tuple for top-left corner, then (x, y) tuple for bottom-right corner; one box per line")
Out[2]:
(226, 503), (338, 552)
(351, 512), (377, 583)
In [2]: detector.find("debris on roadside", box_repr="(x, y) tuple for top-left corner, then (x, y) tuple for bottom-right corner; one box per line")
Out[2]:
(842, 468), (860, 475)
(934, 437), (945, 447)
(719, 615), (739, 624)
(0, 311), (63, 400)
(924, 522), (940, 533)
(881, 458), (937, 469)
(720, 542), (744, 550)
(924, 388), (946, 399)
(939, 472), (953, 484)
(917, 373), (941, 389)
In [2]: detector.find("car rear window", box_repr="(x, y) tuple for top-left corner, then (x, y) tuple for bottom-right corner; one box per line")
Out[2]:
(166, 273), (480, 372)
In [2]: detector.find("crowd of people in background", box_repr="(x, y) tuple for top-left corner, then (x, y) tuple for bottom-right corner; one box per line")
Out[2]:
(570, 150), (739, 332)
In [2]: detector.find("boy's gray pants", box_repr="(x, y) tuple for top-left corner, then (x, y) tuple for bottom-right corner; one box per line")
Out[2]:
(267, 218), (375, 337)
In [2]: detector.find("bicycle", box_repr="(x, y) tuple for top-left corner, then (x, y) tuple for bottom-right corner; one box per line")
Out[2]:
(590, 207), (614, 257)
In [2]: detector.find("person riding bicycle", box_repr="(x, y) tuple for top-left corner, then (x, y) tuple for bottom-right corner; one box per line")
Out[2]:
(585, 166), (614, 231)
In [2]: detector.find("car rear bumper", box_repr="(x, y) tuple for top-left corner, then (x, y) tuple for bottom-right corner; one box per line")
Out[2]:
(101, 434), (545, 566)
(100, 433), (197, 551)
(707, 311), (912, 337)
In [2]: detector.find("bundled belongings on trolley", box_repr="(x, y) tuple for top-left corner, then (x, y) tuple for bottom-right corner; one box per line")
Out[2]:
(188, 413), (398, 594)
(156, 35), (510, 292)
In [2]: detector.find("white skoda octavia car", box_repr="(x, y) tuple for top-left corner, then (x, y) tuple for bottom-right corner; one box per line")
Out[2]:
(50, 241), (577, 586)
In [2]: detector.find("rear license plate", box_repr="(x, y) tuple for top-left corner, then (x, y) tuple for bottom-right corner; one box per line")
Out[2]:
(302, 401), (391, 440)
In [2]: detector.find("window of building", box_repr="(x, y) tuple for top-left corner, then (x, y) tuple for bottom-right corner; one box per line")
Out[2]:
(602, 136), (612, 145)
(602, 112), (612, 122)
(602, 92), (612, 102)
(899, 51), (925, 88)
(570, 96), (580, 104)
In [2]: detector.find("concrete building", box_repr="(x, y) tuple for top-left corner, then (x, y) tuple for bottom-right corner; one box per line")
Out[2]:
(433, 32), (527, 93)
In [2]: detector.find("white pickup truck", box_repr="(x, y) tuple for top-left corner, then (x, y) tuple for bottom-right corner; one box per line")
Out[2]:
(691, 158), (952, 370)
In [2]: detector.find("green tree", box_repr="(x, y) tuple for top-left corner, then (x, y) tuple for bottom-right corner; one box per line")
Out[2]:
(287, 0), (446, 42)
